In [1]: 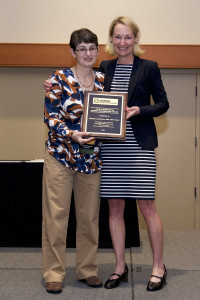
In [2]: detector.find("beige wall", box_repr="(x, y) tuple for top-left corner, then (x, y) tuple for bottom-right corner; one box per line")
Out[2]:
(1, 1), (200, 230)
(0, 67), (55, 160)
(138, 70), (200, 230)
(0, 68), (200, 232)
(1, 0), (200, 44)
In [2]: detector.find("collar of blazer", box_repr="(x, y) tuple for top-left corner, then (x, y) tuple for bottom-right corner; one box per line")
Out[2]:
(104, 56), (142, 103)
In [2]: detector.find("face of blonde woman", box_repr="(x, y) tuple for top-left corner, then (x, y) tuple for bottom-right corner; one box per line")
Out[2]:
(71, 42), (98, 68)
(111, 23), (138, 60)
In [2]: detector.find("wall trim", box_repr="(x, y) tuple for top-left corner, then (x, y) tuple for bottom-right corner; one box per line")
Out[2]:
(0, 43), (200, 68)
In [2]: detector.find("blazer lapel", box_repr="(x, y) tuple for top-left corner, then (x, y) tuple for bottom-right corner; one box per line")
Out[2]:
(128, 56), (142, 103)
(104, 59), (117, 91)
(105, 57), (142, 104)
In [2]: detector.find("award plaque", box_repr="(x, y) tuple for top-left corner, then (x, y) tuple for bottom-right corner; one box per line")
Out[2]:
(82, 91), (127, 140)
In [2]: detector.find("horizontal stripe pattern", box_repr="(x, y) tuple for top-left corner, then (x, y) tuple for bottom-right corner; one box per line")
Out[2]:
(100, 63), (156, 199)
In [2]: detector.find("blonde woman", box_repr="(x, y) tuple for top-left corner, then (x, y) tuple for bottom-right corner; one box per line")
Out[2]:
(99, 16), (169, 291)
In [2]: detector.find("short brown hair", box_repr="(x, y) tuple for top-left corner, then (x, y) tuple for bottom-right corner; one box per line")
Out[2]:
(70, 28), (98, 51)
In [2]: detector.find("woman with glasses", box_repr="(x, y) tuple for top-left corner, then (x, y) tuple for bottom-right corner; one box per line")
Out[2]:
(42, 28), (104, 294)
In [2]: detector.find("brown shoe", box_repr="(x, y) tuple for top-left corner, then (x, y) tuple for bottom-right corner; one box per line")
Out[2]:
(80, 276), (103, 287)
(46, 282), (62, 293)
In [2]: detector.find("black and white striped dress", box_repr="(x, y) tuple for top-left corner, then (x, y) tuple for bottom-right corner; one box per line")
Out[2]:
(100, 63), (156, 200)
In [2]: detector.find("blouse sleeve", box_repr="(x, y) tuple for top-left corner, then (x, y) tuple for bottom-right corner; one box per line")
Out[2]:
(44, 71), (74, 140)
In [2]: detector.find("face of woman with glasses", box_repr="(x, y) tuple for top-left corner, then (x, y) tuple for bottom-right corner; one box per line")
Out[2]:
(71, 42), (98, 68)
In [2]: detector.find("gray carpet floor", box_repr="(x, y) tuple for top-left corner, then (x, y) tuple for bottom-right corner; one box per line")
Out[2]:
(1, 230), (200, 300)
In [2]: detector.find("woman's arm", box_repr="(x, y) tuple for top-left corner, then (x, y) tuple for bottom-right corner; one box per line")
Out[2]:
(44, 77), (52, 93)
(45, 71), (93, 144)
(126, 106), (140, 119)
(44, 71), (74, 140)
(139, 62), (169, 117)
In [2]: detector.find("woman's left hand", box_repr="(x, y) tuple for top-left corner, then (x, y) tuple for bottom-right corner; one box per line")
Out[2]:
(126, 106), (140, 119)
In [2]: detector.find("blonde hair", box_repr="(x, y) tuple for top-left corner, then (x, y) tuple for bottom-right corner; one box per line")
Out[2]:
(105, 16), (145, 57)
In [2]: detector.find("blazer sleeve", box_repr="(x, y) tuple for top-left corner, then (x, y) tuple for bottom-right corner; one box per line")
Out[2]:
(98, 61), (106, 74)
(139, 62), (169, 117)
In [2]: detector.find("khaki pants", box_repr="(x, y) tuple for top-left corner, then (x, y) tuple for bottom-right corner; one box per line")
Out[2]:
(42, 150), (101, 283)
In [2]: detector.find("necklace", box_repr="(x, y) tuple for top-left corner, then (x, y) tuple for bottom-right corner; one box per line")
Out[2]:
(75, 66), (95, 88)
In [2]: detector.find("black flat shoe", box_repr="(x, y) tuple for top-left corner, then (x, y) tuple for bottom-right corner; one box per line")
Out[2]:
(147, 265), (167, 291)
(104, 264), (128, 289)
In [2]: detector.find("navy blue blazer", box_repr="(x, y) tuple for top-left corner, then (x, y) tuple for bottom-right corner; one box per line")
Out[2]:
(99, 56), (169, 150)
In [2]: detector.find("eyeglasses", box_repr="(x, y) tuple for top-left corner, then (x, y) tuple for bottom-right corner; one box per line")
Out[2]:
(75, 46), (98, 54)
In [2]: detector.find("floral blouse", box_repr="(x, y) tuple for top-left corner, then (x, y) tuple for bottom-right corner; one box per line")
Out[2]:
(44, 68), (104, 174)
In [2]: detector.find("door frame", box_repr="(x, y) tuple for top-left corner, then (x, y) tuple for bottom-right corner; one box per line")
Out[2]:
(195, 73), (200, 230)
(162, 69), (200, 230)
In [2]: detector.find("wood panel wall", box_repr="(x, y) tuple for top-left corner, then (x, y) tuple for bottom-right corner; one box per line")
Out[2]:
(0, 44), (200, 68)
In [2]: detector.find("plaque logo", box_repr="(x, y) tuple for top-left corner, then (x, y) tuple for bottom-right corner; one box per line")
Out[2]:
(93, 98), (118, 105)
